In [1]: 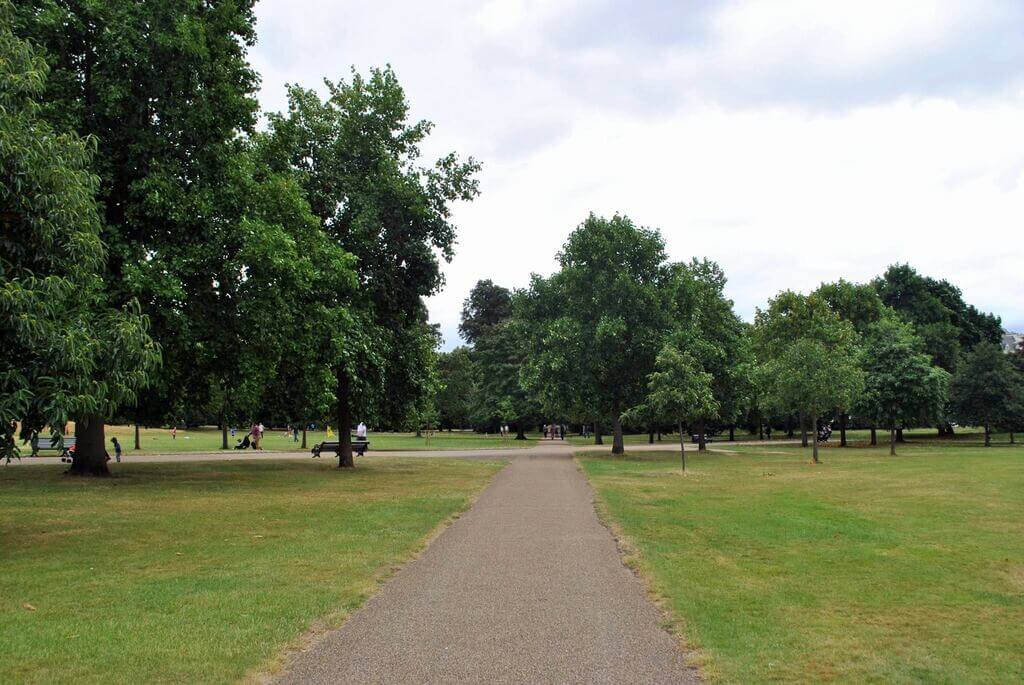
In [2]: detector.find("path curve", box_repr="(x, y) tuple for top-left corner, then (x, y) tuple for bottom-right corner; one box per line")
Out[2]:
(273, 442), (700, 684)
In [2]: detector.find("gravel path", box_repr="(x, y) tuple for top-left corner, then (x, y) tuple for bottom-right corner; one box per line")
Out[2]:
(273, 442), (700, 684)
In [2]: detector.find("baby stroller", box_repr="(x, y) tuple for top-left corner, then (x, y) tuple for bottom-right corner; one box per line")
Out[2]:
(234, 434), (251, 449)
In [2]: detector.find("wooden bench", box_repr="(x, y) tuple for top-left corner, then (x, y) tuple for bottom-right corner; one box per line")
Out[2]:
(32, 435), (76, 460)
(311, 440), (369, 458)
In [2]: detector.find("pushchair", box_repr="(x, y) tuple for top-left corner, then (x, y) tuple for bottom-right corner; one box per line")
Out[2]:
(234, 434), (251, 449)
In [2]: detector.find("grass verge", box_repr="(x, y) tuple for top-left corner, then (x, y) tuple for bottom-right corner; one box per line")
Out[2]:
(580, 443), (1024, 682)
(0, 458), (504, 683)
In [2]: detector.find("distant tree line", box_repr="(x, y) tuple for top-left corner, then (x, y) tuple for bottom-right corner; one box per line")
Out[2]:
(2, 1), (478, 472)
(435, 214), (1024, 462)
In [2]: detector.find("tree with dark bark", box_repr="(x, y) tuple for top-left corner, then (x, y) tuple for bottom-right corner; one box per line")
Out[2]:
(16, 0), (261, 460)
(460, 280), (513, 346)
(858, 317), (949, 456)
(263, 69), (479, 466)
(754, 291), (863, 463)
(950, 343), (1018, 447)
(1, 9), (158, 471)
(520, 214), (674, 454)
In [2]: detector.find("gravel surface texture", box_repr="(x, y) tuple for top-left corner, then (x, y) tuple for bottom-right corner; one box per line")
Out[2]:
(273, 442), (700, 684)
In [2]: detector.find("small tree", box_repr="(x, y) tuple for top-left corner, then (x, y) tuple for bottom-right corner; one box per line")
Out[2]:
(859, 317), (949, 455)
(950, 343), (1018, 447)
(640, 344), (719, 472)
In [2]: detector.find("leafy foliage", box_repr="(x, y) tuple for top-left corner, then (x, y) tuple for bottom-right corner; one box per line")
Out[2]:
(1, 4), (158, 464)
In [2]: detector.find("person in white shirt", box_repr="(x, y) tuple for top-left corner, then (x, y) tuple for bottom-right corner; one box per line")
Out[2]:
(356, 422), (367, 440)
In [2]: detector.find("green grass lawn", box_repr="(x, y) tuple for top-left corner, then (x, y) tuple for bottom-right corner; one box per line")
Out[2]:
(580, 443), (1024, 683)
(26, 425), (533, 455)
(0, 458), (504, 683)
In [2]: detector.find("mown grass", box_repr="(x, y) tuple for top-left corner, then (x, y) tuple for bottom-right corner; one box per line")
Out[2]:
(0, 458), (504, 683)
(580, 443), (1024, 683)
(21, 425), (531, 456)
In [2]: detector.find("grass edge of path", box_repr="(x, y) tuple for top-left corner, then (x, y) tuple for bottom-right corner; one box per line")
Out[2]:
(244, 460), (512, 683)
(572, 455), (713, 682)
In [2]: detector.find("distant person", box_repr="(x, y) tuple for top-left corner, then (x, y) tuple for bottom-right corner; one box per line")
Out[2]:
(111, 437), (122, 463)
(230, 426), (236, 438)
(293, 425), (299, 442)
(257, 422), (265, 450)
(171, 426), (177, 440)
(356, 422), (367, 440)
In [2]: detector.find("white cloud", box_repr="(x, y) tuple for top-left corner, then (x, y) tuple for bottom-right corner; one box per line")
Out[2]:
(250, 0), (1024, 347)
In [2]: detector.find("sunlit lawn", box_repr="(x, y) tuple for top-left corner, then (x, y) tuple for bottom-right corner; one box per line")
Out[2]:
(580, 443), (1024, 683)
(0, 458), (504, 683)
(21, 425), (533, 456)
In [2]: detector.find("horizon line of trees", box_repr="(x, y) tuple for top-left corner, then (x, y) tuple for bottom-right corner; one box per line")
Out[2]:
(435, 215), (1024, 463)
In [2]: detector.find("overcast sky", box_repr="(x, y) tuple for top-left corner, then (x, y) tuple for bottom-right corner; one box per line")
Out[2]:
(250, 0), (1024, 348)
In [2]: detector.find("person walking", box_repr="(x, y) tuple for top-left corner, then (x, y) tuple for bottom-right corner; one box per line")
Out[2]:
(257, 422), (265, 450)
(171, 426), (177, 440)
(293, 425), (299, 442)
(110, 437), (122, 463)
(356, 422), (368, 440)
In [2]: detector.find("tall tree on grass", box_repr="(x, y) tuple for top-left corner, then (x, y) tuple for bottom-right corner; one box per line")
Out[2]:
(635, 344), (719, 472)
(459, 280), (513, 346)
(815, 279), (887, 445)
(521, 214), (673, 454)
(15, 0), (262, 461)
(950, 343), (1018, 447)
(755, 292), (863, 463)
(436, 347), (476, 430)
(859, 317), (949, 456)
(263, 70), (480, 466)
(1, 7), (158, 472)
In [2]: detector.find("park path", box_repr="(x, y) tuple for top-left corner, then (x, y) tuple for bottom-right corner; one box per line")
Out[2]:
(273, 442), (700, 684)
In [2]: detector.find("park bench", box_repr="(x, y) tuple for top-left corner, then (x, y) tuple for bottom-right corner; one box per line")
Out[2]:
(311, 439), (369, 459)
(31, 435), (76, 460)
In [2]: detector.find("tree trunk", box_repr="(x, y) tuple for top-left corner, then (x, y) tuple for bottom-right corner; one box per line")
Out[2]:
(337, 370), (354, 468)
(810, 411), (820, 463)
(1010, 431), (1015, 445)
(648, 428), (654, 444)
(870, 426), (877, 446)
(787, 416), (795, 438)
(515, 422), (526, 440)
(729, 425), (735, 442)
(896, 427), (905, 443)
(678, 420), (686, 473)
(890, 426), (897, 456)
(758, 421), (764, 441)
(612, 416), (624, 455)
(839, 413), (847, 447)
(220, 409), (228, 450)
(67, 414), (109, 477)
(134, 423), (140, 450)
(301, 427), (307, 449)
(697, 419), (707, 452)
(657, 430), (662, 442)
(594, 422), (603, 445)
(800, 412), (808, 447)
(984, 424), (991, 447)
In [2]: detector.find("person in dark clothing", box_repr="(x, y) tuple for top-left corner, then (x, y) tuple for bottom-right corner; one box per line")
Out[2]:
(110, 437), (122, 463)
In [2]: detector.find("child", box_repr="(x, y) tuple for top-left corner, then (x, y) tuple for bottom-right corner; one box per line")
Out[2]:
(111, 437), (122, 463)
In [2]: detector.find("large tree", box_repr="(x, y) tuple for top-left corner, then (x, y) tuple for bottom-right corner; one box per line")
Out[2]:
(814, 279), (887, 445)
(435, 347), (475, 430)
(521, 214), (674, 454)
(950, 343), (1018, 447)
(874, 264), (1002, 374)
(263, 69), (479, 466)
(755, 291), (864, 463)
(459, 279), (513, 346)
(15, 0), (262, 460)
(859, 317), (949, 455)
(1, 5), (158, 472)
